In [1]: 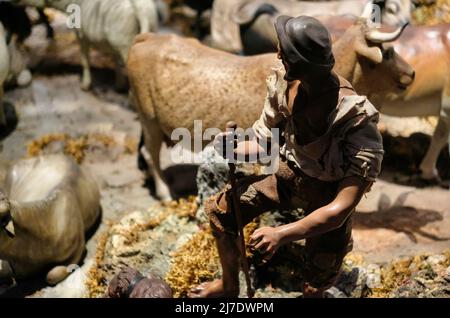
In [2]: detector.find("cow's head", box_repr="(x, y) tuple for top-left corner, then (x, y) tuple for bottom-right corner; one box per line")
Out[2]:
(375, 0), (413, 27)
(0, 191), (14, 239)
(334, 18), (415, 104)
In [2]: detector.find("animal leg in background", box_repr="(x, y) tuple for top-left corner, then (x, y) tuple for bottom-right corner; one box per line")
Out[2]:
(137, 131), (149, 171)
(419, 83), (450, 184)
(77, 32), (92, 91)
(142, 118), (172, 201)
(130, 0), (158, 33)
(8, 36), (32, 88)
(0, 260), (13, 283)
(37, 8), (54, 39)
(114, 49), (129, 91)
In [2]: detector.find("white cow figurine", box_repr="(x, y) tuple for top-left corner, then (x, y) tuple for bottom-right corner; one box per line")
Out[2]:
(0, 22), (9, 129)
(0, 155), (100, 286)
(15, 0), (159, 90)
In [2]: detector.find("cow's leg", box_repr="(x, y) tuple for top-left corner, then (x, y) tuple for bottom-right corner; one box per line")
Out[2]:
(137, 131), (149, 171)
(113, 49), (128, 91)
(419, 93), (450, 183)
(0, 260), (14, 290)
(77, 33), (92, 91)
(37, 9), (54, 39)
(115, 59), (127, 92)
(142, 120), (172, 201)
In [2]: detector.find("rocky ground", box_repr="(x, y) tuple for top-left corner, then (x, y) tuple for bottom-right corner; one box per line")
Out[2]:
(0, 9), (449, 298)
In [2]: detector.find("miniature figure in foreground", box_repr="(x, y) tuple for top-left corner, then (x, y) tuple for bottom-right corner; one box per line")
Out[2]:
(189, 16), (384, 298)
(0, 155), (100, 288)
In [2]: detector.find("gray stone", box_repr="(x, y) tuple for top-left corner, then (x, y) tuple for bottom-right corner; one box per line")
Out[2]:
(324, 286), (348, 298)
(426, 254), (447, 266)
(196, 146), (229, 205)
(333, 266), (368, 298)
(366, 264), (382, 289)
(445, 266), (450, 283)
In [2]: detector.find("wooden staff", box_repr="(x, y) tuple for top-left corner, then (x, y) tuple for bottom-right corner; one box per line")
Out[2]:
(225, 121), (254, 298)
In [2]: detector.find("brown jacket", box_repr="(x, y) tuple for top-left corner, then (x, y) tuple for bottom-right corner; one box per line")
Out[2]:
(253, 66), (384, 182)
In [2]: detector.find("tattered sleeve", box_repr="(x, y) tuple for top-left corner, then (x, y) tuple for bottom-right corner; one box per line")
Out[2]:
(252, 67), (286, 141)
(343, 113), (384, 182)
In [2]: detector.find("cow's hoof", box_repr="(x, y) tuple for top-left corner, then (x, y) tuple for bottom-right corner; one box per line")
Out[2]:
(46, 266), (70, 286)
(0, 278), (16, 295)
(156, 188), (173, 202)
(158, 193), (173, 202)
(80, 79), (92, 91)
(17, 70), (32, 88)
(81, 84), (91, 92)
(409, 174), (449, 189)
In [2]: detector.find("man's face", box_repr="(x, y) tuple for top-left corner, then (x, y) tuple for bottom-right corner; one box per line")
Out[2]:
(277, 42), (294, 81)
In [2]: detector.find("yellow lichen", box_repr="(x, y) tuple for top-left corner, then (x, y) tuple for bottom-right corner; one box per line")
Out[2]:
(86, 197), (200, 297)
(27, 133), (135, 164)
(165, 228), (220, 298)
(124, 136), (138, 154)
(85, 223), (112, 298)
(344, 253), (366, 267)
(369, 252), (450, 298)
(166, 220), (259, 298)
(413, 0), (450, 25)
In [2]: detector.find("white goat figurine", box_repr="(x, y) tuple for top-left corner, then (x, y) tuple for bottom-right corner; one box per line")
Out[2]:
(15, 0), (159, 90)
(0, 155), (100, 286)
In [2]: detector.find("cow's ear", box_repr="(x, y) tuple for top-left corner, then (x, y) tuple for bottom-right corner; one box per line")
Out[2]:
(355, 42), (383, 64)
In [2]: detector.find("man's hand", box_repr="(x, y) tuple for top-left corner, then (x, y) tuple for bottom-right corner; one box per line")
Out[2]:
(213, 131), (237, 160)
(249, 226), (282, 263)
(214, 132), (267, 163)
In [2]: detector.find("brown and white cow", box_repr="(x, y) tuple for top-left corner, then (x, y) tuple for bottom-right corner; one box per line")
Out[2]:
(385, 24), (450, 183)
(309, 17), (450, 184)
(128, 18), (414, 200)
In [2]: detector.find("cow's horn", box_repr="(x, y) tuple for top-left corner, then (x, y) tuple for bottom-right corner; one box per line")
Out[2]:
(365, 22), (408, 43)
(360, 1), (374, 19)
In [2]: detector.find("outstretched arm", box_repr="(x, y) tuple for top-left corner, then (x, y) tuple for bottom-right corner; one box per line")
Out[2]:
(249, 176), (371, 261)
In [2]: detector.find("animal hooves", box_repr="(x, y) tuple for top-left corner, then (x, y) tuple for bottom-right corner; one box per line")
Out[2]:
(17, 70), (32, 88)
(0, 278), (16, 295)
(80, 79), (92, 91)
(410, 174), (449, 189)
(158, 195), (173, 202)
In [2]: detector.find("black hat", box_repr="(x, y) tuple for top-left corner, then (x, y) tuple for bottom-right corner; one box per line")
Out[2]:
(275, 15), (335, 75)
